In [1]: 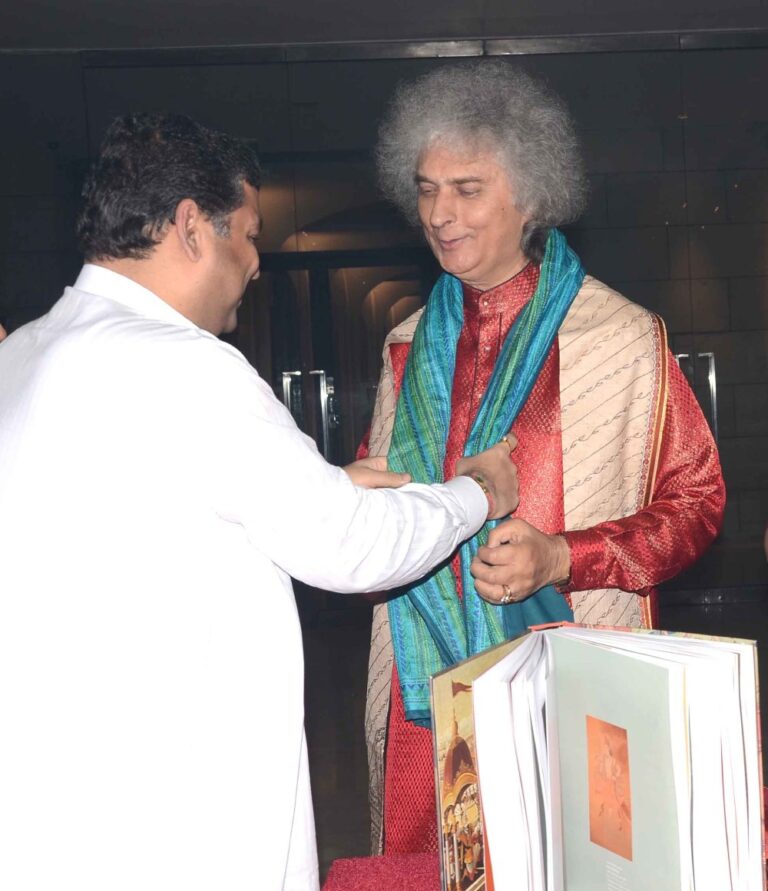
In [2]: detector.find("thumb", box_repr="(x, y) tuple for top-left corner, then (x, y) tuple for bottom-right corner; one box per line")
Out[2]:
(364, 470), (411, 489)
(364, 456), (388, 472)
(501, 429), (518, 453)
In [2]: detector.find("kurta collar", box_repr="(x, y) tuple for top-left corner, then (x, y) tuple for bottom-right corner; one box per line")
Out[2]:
(461, 262), (539, 318)
(73, 264), (200, 331)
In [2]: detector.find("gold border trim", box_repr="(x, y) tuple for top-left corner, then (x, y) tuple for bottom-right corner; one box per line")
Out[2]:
(639, 314), (669, 630)
(641, 314), (669, 509)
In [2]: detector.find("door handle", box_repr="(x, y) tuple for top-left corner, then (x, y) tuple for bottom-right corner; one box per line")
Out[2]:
(696, 351), (718, 443)
(281, 369), (338, 459)
(673, 352), (718, 443)
(281, 371), (302, 420)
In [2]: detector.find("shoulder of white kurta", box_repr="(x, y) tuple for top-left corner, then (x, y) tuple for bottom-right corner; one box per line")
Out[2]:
(162, 330), (293, 426)
(56, 294), (292, 429)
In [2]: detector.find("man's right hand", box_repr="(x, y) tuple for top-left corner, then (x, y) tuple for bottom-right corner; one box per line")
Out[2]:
(343, 455), (412, 489)
(455, 433), (519, 520)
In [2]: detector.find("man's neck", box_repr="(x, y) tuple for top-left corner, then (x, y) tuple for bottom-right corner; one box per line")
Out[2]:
(91, 257), (200, 326)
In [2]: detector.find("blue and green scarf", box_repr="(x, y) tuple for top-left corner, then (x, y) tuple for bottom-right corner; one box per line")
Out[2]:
(387, 229), (584, 725)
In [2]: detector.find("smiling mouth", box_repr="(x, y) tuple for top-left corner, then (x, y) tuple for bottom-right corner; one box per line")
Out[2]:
(437, 235), (467, 251)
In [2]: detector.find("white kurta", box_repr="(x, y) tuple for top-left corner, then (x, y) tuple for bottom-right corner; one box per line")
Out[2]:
(0, 265), (486, 891)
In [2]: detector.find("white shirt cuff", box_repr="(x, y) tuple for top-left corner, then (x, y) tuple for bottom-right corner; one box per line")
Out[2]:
(444, 474), (488, 536)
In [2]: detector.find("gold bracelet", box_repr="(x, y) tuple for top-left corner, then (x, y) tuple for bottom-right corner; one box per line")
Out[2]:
(470, 472), (495, 518)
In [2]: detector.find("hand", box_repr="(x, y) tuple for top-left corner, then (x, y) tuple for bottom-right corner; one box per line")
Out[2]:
(455, 432), (519, 520)
(470, 518), (571, 604)
(343, 456), (411, 489)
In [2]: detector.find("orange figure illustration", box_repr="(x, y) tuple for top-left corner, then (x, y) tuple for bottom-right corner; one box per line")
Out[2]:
(586, 716), (633, 860)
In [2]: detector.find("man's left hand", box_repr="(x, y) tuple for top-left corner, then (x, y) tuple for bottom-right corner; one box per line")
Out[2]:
(470, 518), (571, 604)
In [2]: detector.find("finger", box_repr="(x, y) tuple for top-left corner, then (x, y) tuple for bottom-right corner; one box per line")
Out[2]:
(348, 455), (388, 472)
(493, 441), (513, 462)
(473, 578), (518, 604)
(364, 470), (411, 489)
(473, 555), (534, 592)
(486, 518), (522, 548)
(502, 430), (518, 453)
(487, 517), (532, 548)
(475, 576), (534, 604)
(469, 555), (487, 579)
(469, 556), (495, 585)
(472, 577), (502, 603)
(475, 543), (515, 566)
(470, 555), (515, 586)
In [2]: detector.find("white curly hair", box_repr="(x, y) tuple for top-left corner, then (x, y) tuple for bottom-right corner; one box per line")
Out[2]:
(376, 60), (587, 262)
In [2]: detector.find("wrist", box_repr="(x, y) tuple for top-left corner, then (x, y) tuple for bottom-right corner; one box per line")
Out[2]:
(551, 534), (572, 591)
(467, 472), (495, 519)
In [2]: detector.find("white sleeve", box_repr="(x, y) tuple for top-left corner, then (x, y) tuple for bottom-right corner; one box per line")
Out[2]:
(208, 356), (486, 593)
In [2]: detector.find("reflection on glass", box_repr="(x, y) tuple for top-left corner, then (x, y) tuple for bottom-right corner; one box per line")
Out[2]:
(329, 265), (425, 459)
(673, 352), (719, 443)
(230, 159), (435, 465)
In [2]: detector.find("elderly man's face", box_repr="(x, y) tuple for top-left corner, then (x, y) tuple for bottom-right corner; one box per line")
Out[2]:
(416, 142), (529, 291)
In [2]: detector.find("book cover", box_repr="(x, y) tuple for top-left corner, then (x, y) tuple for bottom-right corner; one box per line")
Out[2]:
(430, 635), (527, 891)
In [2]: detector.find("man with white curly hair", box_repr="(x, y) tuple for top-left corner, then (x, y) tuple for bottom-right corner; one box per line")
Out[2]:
(363, 60), (725, 855)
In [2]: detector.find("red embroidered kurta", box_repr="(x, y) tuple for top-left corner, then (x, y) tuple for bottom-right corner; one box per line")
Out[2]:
(380, 267), (726, 854)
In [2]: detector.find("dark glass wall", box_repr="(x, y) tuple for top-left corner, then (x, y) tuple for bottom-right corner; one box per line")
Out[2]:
(2, 41), (765, 589)
(1, 38), (767, 870)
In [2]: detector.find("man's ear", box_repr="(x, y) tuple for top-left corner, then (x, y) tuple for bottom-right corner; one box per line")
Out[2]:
(172, 198), (205, 261)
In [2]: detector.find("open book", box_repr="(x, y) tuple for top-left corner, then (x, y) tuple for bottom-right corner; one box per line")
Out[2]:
(430, 624), (764, 891)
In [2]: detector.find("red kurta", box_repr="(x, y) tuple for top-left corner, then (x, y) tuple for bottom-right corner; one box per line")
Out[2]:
(381, 266), (725, 854)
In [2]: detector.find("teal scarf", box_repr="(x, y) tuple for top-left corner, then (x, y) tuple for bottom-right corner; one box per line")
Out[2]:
(387, 230), (584, 725)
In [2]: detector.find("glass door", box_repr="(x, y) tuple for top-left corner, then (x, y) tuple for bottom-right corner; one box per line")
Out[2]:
(233, 249), (437, 466)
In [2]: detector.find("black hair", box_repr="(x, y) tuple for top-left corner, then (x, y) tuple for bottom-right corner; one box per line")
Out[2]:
(76, 112), (261, 261)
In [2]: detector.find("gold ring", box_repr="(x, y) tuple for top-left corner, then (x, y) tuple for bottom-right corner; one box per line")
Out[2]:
(500, 435), (513, 454)
(500, 584), (513, 605)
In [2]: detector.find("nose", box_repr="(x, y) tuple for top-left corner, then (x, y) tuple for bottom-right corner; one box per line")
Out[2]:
(427, 188), (456, 229)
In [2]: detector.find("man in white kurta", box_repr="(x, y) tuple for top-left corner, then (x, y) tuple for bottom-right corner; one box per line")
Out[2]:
(0, 264), (499, 891)
(0, 113), (517, 891)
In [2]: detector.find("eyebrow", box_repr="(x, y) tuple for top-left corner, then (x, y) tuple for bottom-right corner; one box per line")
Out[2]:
(415, 174), (485, 185)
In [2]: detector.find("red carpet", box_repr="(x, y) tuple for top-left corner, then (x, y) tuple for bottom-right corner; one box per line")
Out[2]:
(322, 852), (440, 891)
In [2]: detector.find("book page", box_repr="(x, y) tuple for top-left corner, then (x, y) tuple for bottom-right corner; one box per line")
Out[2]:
(554, 627), (762, 889)
(473, 633), (548, 891)
(547, 631), (690, 891)
(679, 635), (761, 889)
